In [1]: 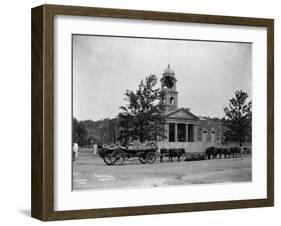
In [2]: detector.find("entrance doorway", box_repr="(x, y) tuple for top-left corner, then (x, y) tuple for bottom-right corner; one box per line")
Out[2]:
(169, 123), (175, 142)
(177, 124), (186, 142)
(202, 128), (207, 142)
(188, 124), (194, 142)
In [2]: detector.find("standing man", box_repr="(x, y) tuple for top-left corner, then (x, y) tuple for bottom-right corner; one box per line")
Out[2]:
(93, 142), (98, 155)
(73, 143), (79, 161)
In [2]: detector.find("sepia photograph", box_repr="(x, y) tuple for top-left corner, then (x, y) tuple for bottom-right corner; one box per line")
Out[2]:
(72, 34), (252, 191)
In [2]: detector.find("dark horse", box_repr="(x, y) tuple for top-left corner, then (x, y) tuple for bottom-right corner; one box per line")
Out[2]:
(230, 147), (242, 158)
(205, 146), (217, 159)
(205, 146), (241, 159)
(160, 148), (185, 162)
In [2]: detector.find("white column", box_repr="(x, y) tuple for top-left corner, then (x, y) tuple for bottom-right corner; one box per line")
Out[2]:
(164, 123), (169, 142)
(175, 123), (178, 142)
(186, 124), (189, 142)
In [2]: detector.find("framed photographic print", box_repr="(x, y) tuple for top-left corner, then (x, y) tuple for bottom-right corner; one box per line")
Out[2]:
(31, 4), (274, 221)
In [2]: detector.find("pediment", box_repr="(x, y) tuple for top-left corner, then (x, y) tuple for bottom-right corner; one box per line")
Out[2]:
(165, 108), (199, 121)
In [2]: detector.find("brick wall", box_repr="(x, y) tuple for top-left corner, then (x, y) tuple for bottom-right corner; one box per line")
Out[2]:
(197, 118), (225, 144)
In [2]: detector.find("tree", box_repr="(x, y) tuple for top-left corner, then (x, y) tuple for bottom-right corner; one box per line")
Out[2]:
(223, 90), (252, 146)
(72, 117), (88, 146)
(118, 74), (165, 144)
(72, 117), (80, 144)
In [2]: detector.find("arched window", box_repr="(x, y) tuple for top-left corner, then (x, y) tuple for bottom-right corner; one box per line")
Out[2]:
(170, 97), (175, 104)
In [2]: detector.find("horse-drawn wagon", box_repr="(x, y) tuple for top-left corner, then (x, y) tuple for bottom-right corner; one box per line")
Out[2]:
(98, 141), (158, 165)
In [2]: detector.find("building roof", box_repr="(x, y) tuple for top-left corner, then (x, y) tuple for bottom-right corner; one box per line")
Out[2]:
(165, 108), (199, 121)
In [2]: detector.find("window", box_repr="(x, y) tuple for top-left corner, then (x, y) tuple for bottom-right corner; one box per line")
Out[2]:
(202, 128), (207, 142)
(170, 97), (175, 104)
(211, 128), (216, 143)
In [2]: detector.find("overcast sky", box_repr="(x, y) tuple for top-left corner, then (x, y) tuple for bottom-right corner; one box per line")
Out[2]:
(73, 35), (252, 121)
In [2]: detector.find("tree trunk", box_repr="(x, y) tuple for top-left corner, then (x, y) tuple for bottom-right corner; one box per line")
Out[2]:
(140, 124), (143, 143)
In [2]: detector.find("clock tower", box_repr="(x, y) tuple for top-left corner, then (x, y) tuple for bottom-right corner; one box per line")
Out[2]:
(160, 64), (178, 112)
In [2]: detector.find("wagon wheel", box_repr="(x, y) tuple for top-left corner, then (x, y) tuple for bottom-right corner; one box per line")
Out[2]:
(112, 150), (126, 165)
(103, 152), (114, 165)
(139, 153), (147, 164)
(146, 152), (156, 164)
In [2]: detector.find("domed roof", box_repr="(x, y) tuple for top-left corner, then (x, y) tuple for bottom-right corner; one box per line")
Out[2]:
(163, 64), (175, 75)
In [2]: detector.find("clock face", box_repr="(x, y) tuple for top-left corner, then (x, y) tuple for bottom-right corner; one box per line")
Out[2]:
(164, 76), (174, 89)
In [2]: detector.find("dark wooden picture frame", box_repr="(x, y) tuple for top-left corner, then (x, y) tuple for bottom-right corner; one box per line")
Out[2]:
(31, 4), (274, 221)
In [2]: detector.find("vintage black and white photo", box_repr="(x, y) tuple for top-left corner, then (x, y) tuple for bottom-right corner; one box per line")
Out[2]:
(72, 35), (252, 190)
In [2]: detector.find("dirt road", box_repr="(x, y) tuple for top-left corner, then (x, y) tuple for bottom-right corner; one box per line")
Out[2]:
(73, 152), (251, 190)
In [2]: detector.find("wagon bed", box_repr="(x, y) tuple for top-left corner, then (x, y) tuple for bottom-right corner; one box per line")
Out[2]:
(99, 143), (158, 165)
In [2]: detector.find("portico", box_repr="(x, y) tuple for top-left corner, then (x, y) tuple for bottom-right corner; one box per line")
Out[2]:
(164, 108), (199, 143)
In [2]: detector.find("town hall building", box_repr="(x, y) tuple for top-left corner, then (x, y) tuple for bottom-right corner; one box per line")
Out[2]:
(86, 65), (225, 150)
(160, 64), (199, 143)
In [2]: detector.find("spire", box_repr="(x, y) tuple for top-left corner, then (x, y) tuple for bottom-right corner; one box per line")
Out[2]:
(168, 41), (171, 66)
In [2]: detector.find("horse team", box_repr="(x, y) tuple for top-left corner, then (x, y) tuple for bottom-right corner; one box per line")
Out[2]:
(205, 146), (243, 159)
(160, 146), (251, 162)
(160, 148), (185, 162)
